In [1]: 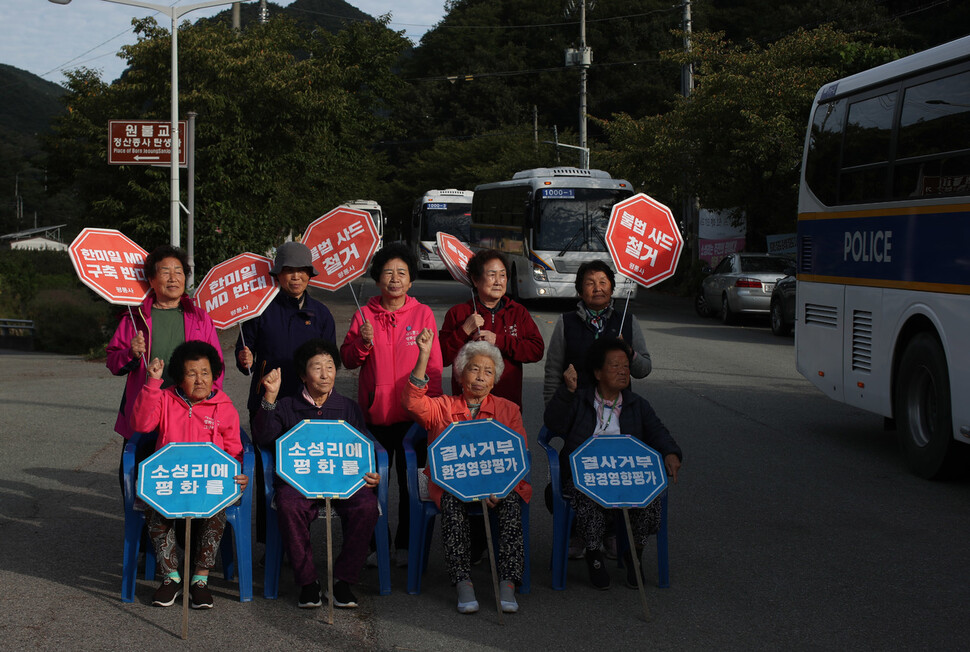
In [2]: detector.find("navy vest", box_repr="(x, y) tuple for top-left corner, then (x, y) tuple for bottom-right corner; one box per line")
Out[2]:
(562, 309), (633, 388)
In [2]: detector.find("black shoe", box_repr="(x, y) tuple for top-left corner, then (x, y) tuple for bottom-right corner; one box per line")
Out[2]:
(189, 580), (214, 609)
(298, 581), (322, 608)
(152, 577), (182, 607)
(326, 580), (358, 608)
(585, 549), (611, 590)
(623, 547), (646, 589)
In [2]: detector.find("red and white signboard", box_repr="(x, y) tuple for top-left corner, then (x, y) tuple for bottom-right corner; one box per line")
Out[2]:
(194, 253), (278, 329)
(436, 232), (474, 287)
(605, 193), (684, 288)
(108, 120), (187, 166)
(303, 207), (380, 291)
(69, 228), (150, 305)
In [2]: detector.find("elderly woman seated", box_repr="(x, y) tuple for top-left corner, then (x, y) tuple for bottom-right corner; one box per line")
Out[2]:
(254, 339), (380, 610)
(543, 336), (682, 590)
(129, 340), (248, 609)
(403, 328), (530, 614)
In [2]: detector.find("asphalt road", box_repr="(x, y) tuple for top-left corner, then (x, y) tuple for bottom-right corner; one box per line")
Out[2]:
(2, 277), (969, 650)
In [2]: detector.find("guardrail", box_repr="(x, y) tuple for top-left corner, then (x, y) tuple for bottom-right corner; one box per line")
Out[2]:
(0, 318), (35, 351)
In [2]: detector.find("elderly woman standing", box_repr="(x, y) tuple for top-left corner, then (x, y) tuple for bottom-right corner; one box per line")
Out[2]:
(544, 337), (682, 590)
(107, 245), (222, 489)
(542, 260), (651, 404)
(439, 248), (544, 408)
(341, 243), (442, 566)
(404, 328), (530, 615)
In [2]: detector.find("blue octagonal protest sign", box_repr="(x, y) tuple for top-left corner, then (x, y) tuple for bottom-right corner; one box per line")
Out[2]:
(138, 443), (241, 519)
(276, 420), (375, 499)
(428, 419), (529, 502)
(569, 435), (667, 508)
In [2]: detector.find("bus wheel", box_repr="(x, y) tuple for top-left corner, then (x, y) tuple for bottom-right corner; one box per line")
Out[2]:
(894, 333), (961, 479)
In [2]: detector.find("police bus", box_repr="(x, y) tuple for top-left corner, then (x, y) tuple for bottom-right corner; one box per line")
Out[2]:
(795, 35), (970, 478)
(341, 199), (384, 247)
(411, 189), (474, 271)
(470, 167), (637, 300)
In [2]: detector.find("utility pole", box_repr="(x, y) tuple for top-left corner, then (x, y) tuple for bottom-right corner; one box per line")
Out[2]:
(259, 0), (268, 23)
(564, 0), (593, 169)
(682, 0), (698, 259)
(232, 2), (240, 30)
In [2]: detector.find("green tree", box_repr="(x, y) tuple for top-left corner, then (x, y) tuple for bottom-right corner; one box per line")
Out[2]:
(44, 15), (409, 276)
(601, 26), (899, 251)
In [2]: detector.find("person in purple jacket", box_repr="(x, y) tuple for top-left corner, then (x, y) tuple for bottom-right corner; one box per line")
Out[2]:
(254, 339), (380, 610)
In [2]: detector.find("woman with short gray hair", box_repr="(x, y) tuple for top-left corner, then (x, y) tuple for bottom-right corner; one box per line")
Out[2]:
(453, 340), (505, 384)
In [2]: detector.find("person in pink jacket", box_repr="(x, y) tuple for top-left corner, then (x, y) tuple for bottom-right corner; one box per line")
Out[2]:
(340, 243), (443, 567)
(130, 340), (247, 610)
(404, 328), (530, 615)
(105, 245), (223, 488)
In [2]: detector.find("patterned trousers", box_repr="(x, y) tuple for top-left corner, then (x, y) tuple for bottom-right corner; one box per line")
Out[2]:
(146, 508), (227, 576)
(564, 477), (660, 550)
(440, 492), (524, 585)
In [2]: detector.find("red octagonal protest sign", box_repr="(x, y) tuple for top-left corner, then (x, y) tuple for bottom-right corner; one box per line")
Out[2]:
(303, 207), (380, 291)
(606, 193), (684, 288)
(69, 228), (150, 305)
(194, 253), (278, 329)
(436, 232), (473, 287)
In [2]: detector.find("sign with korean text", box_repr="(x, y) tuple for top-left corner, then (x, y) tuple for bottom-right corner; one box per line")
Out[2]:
(276, 420), (375, 499)
(569, 435), (667, 508)
(606, 193), (684, 288)
(436, 232), (474, 287)
(428, 420), (529, 502)
(138, 443), (241, 518)
(108, 120), (187, 166)
(194, 253), (278, 329)
(68, 228), (150, 305)
(303, 207), (380, 291)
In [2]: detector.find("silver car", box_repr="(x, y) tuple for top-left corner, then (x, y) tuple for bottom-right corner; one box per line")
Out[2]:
(695, 253), (792, 324)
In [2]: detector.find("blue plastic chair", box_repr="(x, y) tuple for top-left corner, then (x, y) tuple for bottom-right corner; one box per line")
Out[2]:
(537, 425), (669, 591)
(260, 434), (391, 599)
(121, 429), (255, 602)
(403, 422), (531, 596)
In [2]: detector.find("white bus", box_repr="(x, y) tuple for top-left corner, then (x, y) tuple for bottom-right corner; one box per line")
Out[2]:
(340, 200), (384, 247)
(470, 167), (637, 300)
(795, 35), (970, 478)
(411, 189), (474, 271)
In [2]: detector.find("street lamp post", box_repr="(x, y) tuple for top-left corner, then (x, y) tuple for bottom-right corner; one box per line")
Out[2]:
(49, 0), (250, 249)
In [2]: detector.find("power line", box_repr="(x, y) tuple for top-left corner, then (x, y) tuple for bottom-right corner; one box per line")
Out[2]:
(405, 58), (662, 84)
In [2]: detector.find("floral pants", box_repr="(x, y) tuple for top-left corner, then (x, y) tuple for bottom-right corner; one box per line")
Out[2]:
(440, 492), (524, 585)
(146, 508), (227, 576)
(564, 477), (660, 551)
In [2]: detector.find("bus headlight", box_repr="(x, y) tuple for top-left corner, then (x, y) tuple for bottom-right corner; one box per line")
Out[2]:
(532, 264), (548, 282)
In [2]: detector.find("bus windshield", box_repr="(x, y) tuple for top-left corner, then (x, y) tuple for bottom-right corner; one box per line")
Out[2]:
(534, 188), (632, 252)
(420, 204), (471, 241)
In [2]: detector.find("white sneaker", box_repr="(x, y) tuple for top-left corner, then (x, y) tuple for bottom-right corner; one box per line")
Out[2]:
(499, 580), (518, 613)
(456, 580), (478, 614)
(395, 548), (408, 568)
(365, 551), (378, 568)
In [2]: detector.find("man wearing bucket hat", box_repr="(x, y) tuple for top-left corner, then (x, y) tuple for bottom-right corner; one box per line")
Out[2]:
(235, 241), (336, 540)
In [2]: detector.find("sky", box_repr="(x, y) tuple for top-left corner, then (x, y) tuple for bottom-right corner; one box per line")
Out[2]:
(0, 0), (446, 86)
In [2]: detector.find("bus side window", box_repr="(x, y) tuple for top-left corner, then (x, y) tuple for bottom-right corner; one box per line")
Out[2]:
(840, 91), (897, 204)
(805, 99), (846, 206)
(894, 70), (970, 199)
